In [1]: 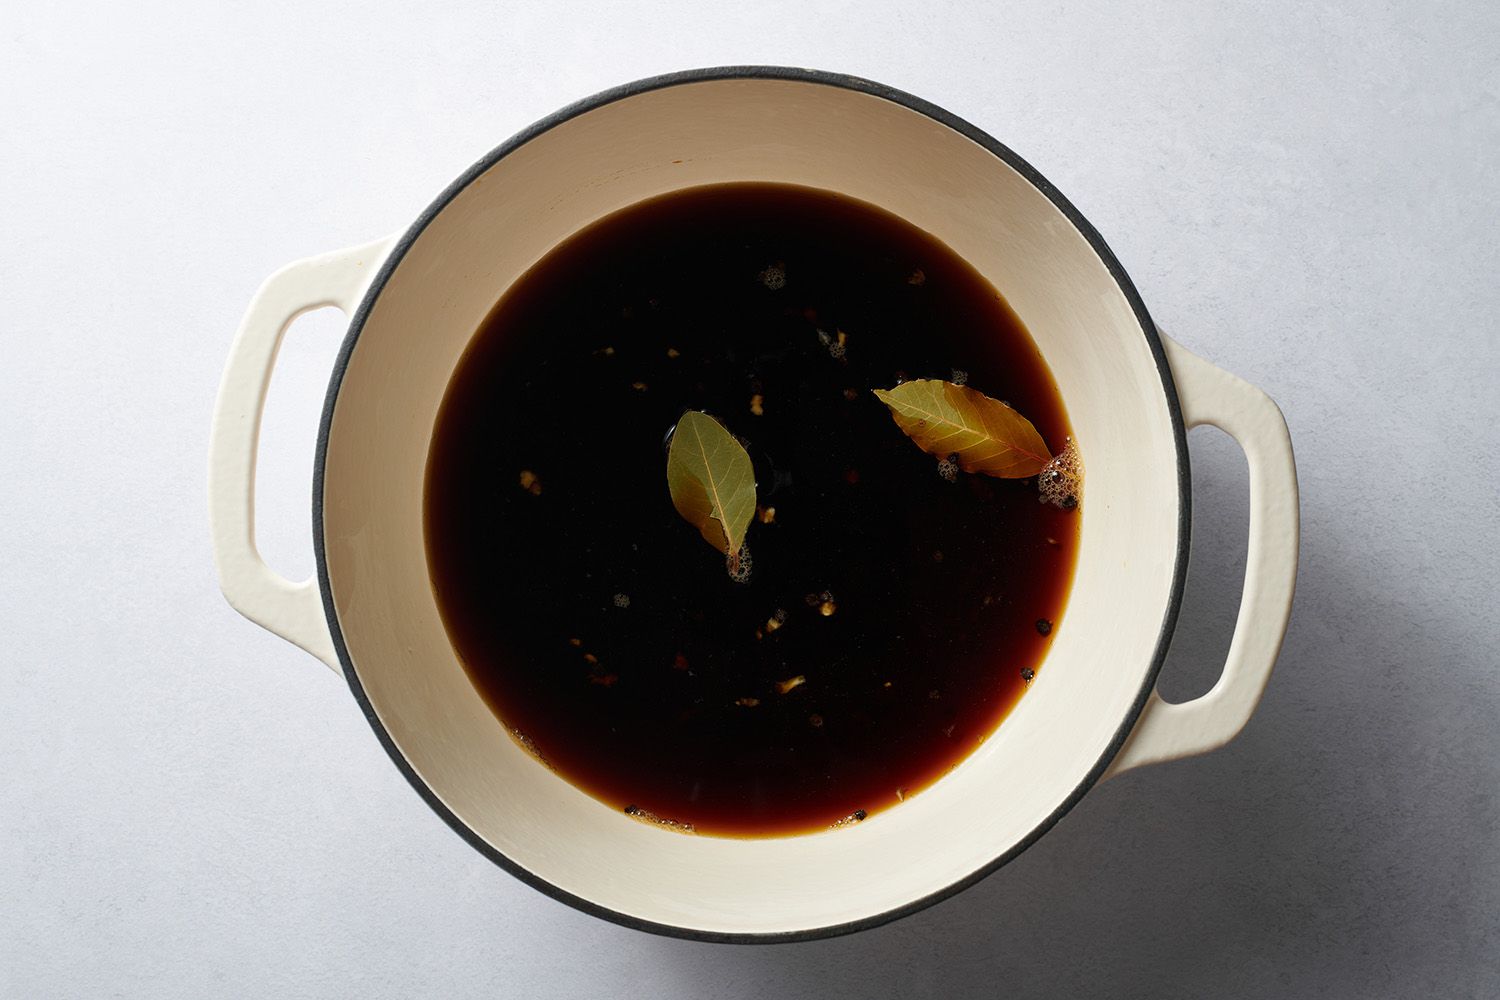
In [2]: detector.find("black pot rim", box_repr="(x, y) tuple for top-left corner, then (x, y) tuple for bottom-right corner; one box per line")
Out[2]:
(312, 65), (1191, 945)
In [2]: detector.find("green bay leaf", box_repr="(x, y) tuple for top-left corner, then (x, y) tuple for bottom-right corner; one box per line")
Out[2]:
(666, 411), (757, 561)
(873, 379), (1051, 478)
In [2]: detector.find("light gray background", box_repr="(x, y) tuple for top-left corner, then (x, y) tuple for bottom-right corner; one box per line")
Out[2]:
(3, 1), (1497, 997)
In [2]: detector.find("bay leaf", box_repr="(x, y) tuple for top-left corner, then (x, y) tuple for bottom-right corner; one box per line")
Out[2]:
(666, 411), (757, 562)
(873, 379), (1050, 478)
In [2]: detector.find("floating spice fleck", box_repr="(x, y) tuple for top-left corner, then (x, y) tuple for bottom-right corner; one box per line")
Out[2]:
(842, 387), (859, 401)
(765, 611), (785, 633)
(518, 469), (542, 495)
(1035, 619), (1053, 636)
(1021, 667), (1036, 683)
(736, 696), (760, 708)
(818, 592), (838, 617)
(809, 713), (824, 728)
(671, 652), (690, 671)
(666, 347), (681, 358)
(631, 380), (649, 392)
(756, 505), (776, 525)
(749, 393), (764, 416)
(568, 637), (582, 647)
(907, 268), (926, 285)
(932, 550), (944, 563)
(583, 653), (598, 664)
(589, 673), (618, 687)
(594, 345), (615, 357)
(776, 675), (807, 695)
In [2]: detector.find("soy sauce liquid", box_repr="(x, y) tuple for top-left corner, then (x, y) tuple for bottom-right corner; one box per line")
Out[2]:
(426, 183), (1079, 837)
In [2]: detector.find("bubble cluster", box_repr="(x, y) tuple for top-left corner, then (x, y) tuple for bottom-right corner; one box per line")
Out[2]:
(508, 728), (551, 768)
(950, 368), (969, 386)
(613, 593), (631, 609)
(1038, 437), (1083, 510)
(830, 329), (849, 360)
(831, 808), (868, 829)
(759, 263), (786, 290)
(937, 454), (959, 482)
(726, 543), (753, 584)
(623, 804), (697, 834)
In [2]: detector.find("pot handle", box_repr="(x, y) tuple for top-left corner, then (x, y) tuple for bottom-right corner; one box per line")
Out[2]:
(208, 236), (397, 671)
(1105, 336), (1299, 778)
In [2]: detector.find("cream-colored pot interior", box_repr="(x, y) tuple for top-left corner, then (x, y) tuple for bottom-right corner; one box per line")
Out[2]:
(318, 77), (1181, 936)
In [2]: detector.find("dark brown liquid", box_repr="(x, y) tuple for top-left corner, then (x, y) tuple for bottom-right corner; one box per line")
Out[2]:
(426, 183), (1079, 837)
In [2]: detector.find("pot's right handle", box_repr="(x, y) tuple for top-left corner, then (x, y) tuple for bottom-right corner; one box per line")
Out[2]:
(208, 236), (396, 671)
(1105, 336), (1299, 778)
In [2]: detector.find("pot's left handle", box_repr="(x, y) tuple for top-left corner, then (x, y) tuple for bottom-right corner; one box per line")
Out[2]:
(208, 236), (397, 671)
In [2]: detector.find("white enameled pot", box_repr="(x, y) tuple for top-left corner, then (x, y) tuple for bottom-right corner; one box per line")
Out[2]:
(209, 68), (1298, 942)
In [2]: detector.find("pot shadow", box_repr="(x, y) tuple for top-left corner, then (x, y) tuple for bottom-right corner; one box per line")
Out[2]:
(644, 429), (1495, 997)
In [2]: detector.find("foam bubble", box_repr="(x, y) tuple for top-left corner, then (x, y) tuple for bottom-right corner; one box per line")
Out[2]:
(1038, 437), (1083, 510)
(727, 543), (753, 584)
(831, 808), (868, 829)
(623, 804), (697, 834)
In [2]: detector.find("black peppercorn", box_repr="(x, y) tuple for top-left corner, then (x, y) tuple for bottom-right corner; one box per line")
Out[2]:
(1035, 619), (1053, 636)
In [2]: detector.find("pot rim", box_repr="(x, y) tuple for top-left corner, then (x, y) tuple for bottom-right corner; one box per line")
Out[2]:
(312, 65), (1191, 944)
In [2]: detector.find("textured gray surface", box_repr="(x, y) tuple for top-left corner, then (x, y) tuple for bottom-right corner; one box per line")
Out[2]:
(3, 1), (1497, 997)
